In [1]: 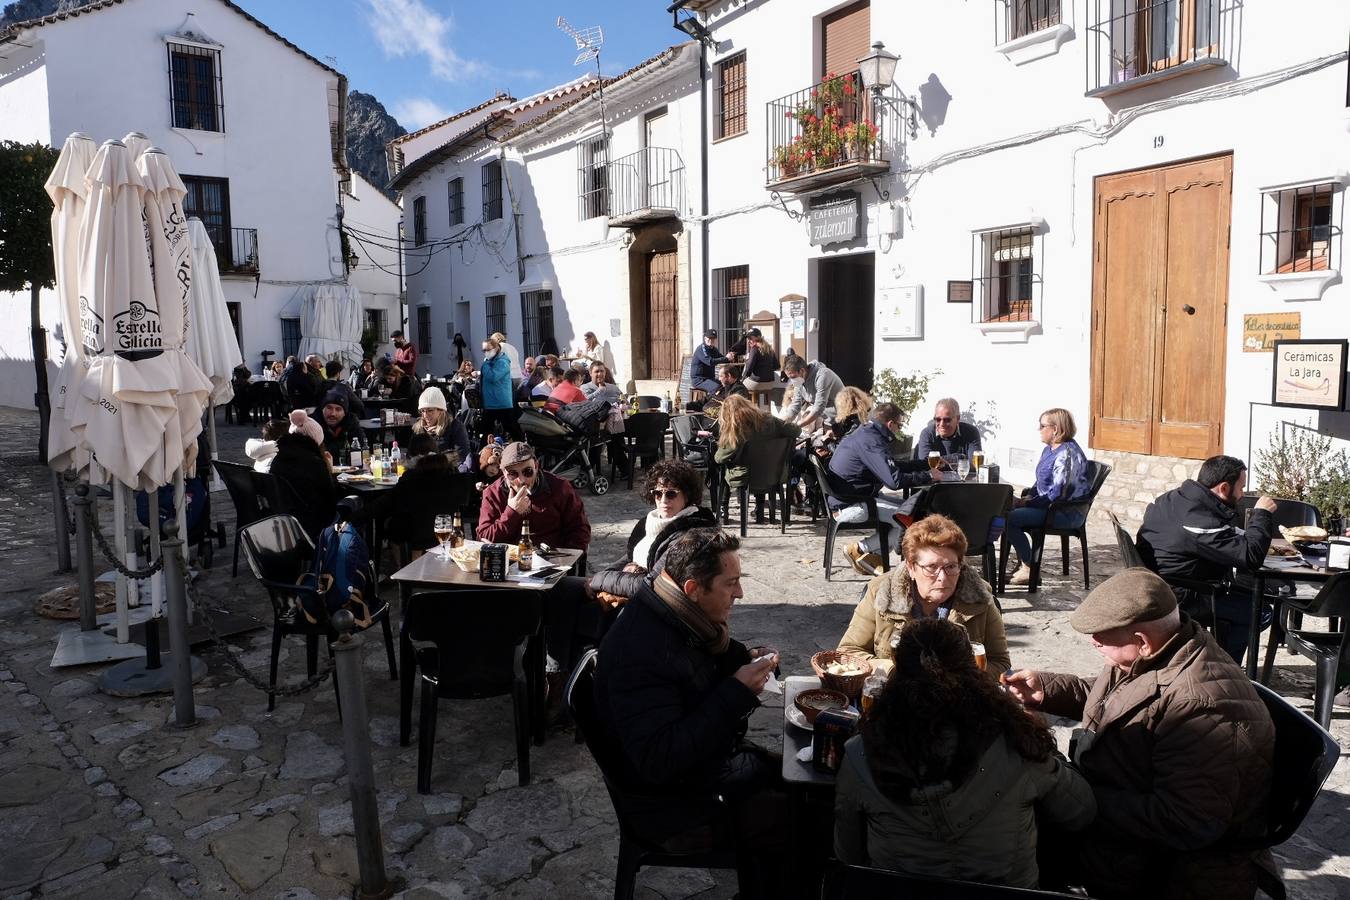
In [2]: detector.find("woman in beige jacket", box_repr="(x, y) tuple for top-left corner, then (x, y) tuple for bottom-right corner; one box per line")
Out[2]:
(838, 514), (1010, 681)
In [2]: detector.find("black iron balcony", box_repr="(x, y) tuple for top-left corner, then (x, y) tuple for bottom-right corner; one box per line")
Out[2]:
(219, 227), (259, 276)
(607, 147), (685, 226)
(765, 70), (900, 193)
(1085, 0), (1230, 98)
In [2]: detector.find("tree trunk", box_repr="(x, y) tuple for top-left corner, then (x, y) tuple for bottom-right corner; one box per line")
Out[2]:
(30, 282), (51, 465)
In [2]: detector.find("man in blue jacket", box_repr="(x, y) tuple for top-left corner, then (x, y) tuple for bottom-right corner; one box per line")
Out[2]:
(690, 329), (728, 395)
(829, 403), (933, 575)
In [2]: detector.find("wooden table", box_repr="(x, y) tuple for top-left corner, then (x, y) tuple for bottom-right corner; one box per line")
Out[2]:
(1250, 539), (1335, 681)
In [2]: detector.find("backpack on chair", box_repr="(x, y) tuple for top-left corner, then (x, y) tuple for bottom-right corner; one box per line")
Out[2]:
(298, 518), (383, 628)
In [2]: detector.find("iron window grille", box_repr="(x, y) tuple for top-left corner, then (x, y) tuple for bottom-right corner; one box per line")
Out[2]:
(168, 42), (223, 132)
(364, 308), (389, 343)
(280, 317), (302, 360)
(412, 196), (427, 246)
(485, 294), (507, 338)
(182, 175), (254, 272)
(520, 290), (556, 358)
(712, 265), (750, 349)
(972, 226), (1043, 323)
(715, 52), (748, 140)
(1259, 183), (1343, 275)
(577, 135), (610, 220)
(482, 160), (504, 221)
(448, 177), (464, 227)
(764, 70), (900, 188)
(1085, 0), (1227, 96)
(995, 0), (1062, 44)
(416, 306), (432, 355)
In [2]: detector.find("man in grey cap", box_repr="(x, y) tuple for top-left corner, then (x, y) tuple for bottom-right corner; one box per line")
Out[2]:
(1004, 568), (1274, 900)
(690, 328), (728, 395)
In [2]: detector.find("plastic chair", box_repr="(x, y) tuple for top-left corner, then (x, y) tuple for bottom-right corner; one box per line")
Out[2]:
(823, 862), (1081, 898)
(1241, 496), (1323, 673)
(617, 411), (670, 490)
(239, 514), (397, 712)
(1000, 461), (1112, 593)
(720, 435), (793, 537)
(810, 454), (892, 580)
(566, 650), (741, 900)
(1109, 512), (1224, 630)
(1276, 574), (1350, 730)
(212, 460), (268, 577)
(670, 414), (717, 510)
(916, 483), (1013, 597)
(402, 589), (545, 792)
(1237, 495), (1322, 530)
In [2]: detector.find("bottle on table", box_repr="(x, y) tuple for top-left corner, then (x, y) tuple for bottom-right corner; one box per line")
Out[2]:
(673, 391), (682, 414)
(662, 391), (672, 413)
(517, 519), (534, 572)
(449, 512), (465, 549)
(389, 440), (401, 467)
(348, 436), (362, 470)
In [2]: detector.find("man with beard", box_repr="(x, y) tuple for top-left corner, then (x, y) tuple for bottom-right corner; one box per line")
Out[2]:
(1135, 455), (1278, 664)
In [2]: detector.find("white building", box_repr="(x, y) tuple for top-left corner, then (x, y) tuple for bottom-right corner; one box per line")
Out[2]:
(389, 45), (704, 390)
(0, 0), (397, 406)
(681, 0), (1350, 516)
(341, 172), (404, 364)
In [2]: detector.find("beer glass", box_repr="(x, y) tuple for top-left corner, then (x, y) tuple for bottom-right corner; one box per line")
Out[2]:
(972, 450), (985, 472)
(970, 642), (988, 672)
(434, 515), (454, 559)
(956, 454), (970, 481)
(861, 674), (886, 718)
(927, 451), (942, 472)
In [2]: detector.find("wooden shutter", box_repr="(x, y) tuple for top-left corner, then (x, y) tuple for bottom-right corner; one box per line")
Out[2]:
(717, 53), (747, 139)
(821, 1), (870, 79)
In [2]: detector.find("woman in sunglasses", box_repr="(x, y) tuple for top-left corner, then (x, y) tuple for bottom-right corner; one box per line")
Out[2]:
(589, 459), (718, 609)
(837, 514), (1009, 682)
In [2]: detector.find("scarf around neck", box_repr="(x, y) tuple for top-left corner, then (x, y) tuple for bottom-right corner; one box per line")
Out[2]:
(652, 571), (730, 655)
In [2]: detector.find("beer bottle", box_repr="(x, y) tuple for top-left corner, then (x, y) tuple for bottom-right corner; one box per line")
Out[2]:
(449, 512), (465, 549)
(517, 519), (534, 571)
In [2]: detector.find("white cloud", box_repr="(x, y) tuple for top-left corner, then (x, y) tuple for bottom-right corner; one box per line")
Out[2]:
(391, 97), (456, 130)
(361, 0), (481, 81)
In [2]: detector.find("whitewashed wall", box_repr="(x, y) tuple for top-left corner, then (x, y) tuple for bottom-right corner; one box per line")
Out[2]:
(343, 172), (404, 363)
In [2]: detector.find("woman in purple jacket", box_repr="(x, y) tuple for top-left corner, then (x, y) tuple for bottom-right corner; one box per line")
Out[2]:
(1007, 408), (1092, 586)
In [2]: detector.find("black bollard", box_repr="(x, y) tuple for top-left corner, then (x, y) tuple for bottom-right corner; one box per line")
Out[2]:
(72, 483), (97, 632)
(162, 519), (195, 727)
(53, 471), (72, 573)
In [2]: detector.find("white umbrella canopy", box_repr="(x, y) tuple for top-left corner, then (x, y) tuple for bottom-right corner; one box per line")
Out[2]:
(44, 132), (97, 473)
(121, 131), (151, 162)
(298, 283), (363, 368)
(185, 218), (242, 405)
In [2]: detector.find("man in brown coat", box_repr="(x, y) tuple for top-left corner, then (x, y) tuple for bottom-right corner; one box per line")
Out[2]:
(1005, 569), (1274, 900)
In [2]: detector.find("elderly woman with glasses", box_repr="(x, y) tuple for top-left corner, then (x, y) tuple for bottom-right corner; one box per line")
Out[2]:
(589, 460), (719, 609)
(838, 514), (1009, 682)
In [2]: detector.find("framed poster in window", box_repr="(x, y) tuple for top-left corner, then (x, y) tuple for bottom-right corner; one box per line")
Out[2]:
(1270, 339), (1348, 410)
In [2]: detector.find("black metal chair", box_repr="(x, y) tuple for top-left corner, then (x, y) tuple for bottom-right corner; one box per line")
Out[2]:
(616, 411), (670, 490)
(809, 454), (892, 580)
(401, 589), (545, 792)
(1000, 461), (1112, 593)
(670, 414), (718, 511)
(720, 435), (794, 537)
(915, 483), (1014, 597)
(213, 459), (267, 578)
(1108, 511), (1225, 631)
(822, 863), (1081, 898)
(565, 649), (741, 900)
(1274, 573), (1350, 730)
(238, 514), (397, 711)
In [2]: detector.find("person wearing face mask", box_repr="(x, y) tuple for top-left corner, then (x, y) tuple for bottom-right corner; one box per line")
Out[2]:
(478, 337), (525, 442)
(779, 356), (844, 433)
(828, 402), (935, 575)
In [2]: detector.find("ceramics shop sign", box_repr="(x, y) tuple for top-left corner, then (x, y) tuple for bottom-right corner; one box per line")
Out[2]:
(808, 193), (860, 246)
(1242, 311), (1300, 352)
(1271, 339), (1348, 410)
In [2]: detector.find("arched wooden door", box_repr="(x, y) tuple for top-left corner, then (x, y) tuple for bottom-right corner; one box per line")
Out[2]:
(646, 249), (679, 380)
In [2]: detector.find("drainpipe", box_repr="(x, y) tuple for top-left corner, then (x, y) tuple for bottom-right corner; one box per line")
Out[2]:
(698, 38), (710, 335)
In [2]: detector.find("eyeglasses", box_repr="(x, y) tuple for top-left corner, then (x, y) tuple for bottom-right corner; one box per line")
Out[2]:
(506, 466), (535, 479)
(650, 489), (682, 501)
(934, 417), (954, 424)
(1037, 422), (1053, 430)
(915, 562), (961, 578)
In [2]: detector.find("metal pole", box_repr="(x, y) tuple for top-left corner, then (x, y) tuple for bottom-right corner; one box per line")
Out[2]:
(52, 471), (72, 573)
(72, 483), (97, 632)
(332, 609), (391, 899)
(113, 483), (129, 642)
(162, 519), (196, 728)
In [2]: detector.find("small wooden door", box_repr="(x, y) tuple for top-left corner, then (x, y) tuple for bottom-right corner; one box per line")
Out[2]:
(647, 250), (679, 380)
(1091, 154), (1231, 460)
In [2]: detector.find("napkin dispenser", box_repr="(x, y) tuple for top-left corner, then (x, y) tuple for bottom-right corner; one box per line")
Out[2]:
(1329, 537), (1350, 572)
(479, 543), (509, 581)
(978, 463), (1000, 484)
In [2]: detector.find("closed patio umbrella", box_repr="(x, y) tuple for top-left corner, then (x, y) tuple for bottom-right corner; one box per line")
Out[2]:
(298, 283), (363, 369)
(185, 218), (242, 406)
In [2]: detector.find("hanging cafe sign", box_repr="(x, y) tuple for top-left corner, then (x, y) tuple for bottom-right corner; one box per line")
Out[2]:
(808, 192), (860, 246)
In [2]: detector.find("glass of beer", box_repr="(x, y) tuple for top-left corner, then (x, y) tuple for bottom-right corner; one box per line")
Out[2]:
(927, 451), (942, 472)
(956, 454), (970, 481)
(433, 515), (454, 559)
(861, 674), (886, 718)
(971, 450), (985, 472)
(970, 642), (988, 672)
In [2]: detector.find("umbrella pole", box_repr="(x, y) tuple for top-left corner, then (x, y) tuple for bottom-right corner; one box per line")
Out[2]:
(113, 483), (129, 643)
(149, 509), (163, 619)
(125, 487), (140, 609)
(207, 401), (222, 492)
(174, 469), (191, 625)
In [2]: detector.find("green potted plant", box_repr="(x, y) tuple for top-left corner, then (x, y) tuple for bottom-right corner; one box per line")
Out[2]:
(871, 367), (943, 456)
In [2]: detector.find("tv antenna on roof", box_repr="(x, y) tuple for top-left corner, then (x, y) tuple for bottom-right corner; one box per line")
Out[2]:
(556, 17), (608, 137)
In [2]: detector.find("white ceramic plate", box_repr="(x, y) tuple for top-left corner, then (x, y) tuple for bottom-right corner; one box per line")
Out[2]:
(785, 704), (813, 732)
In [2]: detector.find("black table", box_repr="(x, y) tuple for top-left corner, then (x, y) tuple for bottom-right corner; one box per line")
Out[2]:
(1250, 540), (1335, 681)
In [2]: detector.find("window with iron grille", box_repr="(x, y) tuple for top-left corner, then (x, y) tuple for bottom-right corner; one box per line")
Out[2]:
(998, 0), (1061, 42)
(973, 227), (1041, 323)
(280, 317), (302, 360)
(168, 42), (223, 132)
(364, 308), (389, 344)
(482, 160), (503, 221)
(520, 290), (556, 357)
(181, 175), (231, 267)
(416, 306), (432, 355)
(1260, 183), (1342, 275)
(715, 52), (747, 140)
(1085, 0), (1224, 94)
(485, 294), (507, 338)
(412, 196), (427, 246)
(447, 177), (464, 226)
(577, 135), (610, 220)
(712, 265), (750, 349)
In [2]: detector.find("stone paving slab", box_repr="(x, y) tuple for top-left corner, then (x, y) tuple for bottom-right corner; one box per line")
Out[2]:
(0, 406), (1348, 898)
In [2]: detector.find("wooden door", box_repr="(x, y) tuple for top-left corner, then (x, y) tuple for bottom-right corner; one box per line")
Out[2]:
(647, 250), (679, 380)
(1091, 154), (1230, 459)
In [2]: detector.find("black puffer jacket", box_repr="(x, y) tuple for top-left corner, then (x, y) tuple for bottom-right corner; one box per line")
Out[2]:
(268, 433), (338, 540)
(589, 506), (719, 598)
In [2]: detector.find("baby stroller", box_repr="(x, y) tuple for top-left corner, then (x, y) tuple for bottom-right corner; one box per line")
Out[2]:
(519, 399), (611, 495)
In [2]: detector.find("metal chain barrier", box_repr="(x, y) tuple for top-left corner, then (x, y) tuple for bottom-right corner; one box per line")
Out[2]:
(56, 479), (76, 536)
(88, 512), (164, 580)
(186, 579), (335, 697)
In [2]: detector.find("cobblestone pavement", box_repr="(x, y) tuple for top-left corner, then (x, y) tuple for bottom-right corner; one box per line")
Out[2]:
(1, 406), (1348, 899)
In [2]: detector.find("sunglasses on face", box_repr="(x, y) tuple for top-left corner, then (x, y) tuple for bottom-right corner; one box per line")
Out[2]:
(934, 416), (954, 424)
(650, 489), (682, 501)
(506, 466), (535, 479)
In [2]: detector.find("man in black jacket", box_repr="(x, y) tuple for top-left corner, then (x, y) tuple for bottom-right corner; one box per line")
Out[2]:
(913, 397), (982, 461)
(1136, 454), (1278, 663)
(595, 528), (785, 895)
(309, 391), (367, 460)
(690, 329), (729, 395)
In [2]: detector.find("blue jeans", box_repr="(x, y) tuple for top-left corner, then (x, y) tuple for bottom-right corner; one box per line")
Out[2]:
(1007, 506), (1088, 566)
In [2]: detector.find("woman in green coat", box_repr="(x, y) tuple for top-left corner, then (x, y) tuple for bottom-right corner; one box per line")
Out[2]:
(712, 393), (800, 489)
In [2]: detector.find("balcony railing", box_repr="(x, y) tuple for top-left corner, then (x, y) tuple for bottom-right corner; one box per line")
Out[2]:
(219, 227), (259, 275)
(765, 70), (900, 193)
(607, 147), (685, 226)
(1085, 0), (1230, 97)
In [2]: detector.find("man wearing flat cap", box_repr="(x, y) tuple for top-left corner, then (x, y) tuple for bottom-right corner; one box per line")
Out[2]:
(690, 329), (729, 396)
(1004, 569), (1274, 900)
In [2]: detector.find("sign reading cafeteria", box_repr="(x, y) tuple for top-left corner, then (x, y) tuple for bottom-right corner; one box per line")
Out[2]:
(808, 193), (860, 246)
(1271, 339), (1348, 410)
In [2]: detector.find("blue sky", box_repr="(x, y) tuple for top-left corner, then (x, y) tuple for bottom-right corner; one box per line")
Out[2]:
(233, 1), (683, 130)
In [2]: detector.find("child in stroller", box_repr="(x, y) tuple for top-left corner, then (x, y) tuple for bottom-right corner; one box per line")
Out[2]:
(518, 397), (613, 495)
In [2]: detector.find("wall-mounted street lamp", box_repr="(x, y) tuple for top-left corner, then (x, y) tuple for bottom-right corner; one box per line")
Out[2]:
(856, 41), (919, 140)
